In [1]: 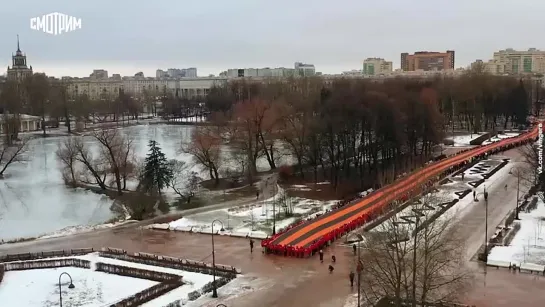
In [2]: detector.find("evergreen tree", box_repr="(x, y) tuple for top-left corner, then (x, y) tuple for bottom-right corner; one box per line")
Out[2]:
(141, 140), (173, 194)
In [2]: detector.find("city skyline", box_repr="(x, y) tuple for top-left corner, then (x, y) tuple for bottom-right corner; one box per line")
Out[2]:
(0, 0), (543, 77)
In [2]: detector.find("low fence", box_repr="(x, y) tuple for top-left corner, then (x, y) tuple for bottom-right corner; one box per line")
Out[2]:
(95, 262), (181, 283)
(3, 258), (90, 271)
(111, 281), (183, 307)
(0, 248), (94, 263)
(187, 276), (233, 302)
(99, 250), (239, 278)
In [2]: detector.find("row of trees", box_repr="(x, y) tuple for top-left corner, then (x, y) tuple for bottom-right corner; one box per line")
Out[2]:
(55, 130), (199, 218)
(0, 74), (207, 143)
(183, 71), (534, 192)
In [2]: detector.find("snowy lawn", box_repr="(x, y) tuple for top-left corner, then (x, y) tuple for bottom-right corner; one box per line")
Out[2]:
(488, 198), (545, 265)
(168, 185), (338, 236)
(0, 252), (219, 306)
(0, 266), (155, 307)
(448, 133), (486, 147)
(482, 132), (521, 145)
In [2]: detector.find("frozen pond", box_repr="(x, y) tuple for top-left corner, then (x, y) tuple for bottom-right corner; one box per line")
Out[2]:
(0, 124), (293, 241)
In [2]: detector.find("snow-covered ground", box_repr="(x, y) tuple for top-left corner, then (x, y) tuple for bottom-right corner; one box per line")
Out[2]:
(168, 186), (338, 237)
(488, 198), (545, 265)
(482, 132), (521, 145)
(449, 133), (486, 147)
(0, 124), (294, 241)
(446, 131), (520, 147)
(0, 266), (155, 307)
(0, 252), (224, 306)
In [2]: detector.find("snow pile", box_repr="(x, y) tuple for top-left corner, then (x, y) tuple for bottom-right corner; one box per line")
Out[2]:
(488, 197), (545, 265)
(38, 220), (138, 240)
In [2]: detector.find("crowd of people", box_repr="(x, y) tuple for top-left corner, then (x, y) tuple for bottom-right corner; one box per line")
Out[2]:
(261, 126), (540, 258)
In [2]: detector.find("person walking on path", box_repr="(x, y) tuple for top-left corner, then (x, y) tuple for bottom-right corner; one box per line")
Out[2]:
(319, 250), (324, 263)
(328, 264), (334, 273)
(250, 239), (254, 253)
(332, 255), (336, 263)
(352, 244), (357, 256)
(473, 190), (477, 201)
(349, 271), (355, 287)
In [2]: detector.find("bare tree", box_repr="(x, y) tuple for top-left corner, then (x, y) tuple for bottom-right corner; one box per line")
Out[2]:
(359, 194), (472, 306)
(181, 125), (222, 185)
(519, 142), (543, 186)
(57, 135), (108, 190)
(0, 137), (29, 178)
(56, 137), (79, 186)
(92, 129), (134, 195)
(169, 159), (201, 203)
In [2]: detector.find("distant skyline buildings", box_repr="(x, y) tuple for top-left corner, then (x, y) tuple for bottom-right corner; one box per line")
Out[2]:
(3, 37), (545, 80)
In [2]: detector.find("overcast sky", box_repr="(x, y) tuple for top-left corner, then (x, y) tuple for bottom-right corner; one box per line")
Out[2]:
(0, 0), (542, 78)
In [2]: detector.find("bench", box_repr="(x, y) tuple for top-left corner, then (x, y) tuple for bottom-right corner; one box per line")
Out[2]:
(519, 262), (545, 274)
(486, 259), (512, 269)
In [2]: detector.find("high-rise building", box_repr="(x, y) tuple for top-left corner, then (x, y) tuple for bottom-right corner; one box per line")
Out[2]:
(491, 48), (545, 75)
(401, 50), (455, 71)
(90, 69), (108, 79)
(7, 35), (33, 81)
(294, 62), (316, 76)
(363, 58), (393, 76)
(156, 69), (167, 78)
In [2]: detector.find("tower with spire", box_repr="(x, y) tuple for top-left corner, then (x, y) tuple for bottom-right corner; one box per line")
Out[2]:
(7, 35), (33, 81)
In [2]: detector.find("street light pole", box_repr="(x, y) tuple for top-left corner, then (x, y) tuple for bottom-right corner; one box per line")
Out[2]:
(516, 170), (520, 220)
(357, 237), (362, 307)
(272, 183), (276, 235)
(412, 215), (420, 307)
(211, 219), (225, 298)
(58, 272), (75, 307)
(510, 167), (521, 220)
(484, 185), (489, 262)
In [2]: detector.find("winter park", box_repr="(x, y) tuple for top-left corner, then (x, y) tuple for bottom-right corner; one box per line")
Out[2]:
(2, 69), (545, 307)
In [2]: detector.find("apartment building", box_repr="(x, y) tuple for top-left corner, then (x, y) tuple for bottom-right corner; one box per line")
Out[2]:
(157, 67), (198, 78)
(491, 48), (545, 75)
(363, 58), (393, 76)
(400, 50), (455, 71)
(63, 73), (226, 101)
(225, 62), (316, 78)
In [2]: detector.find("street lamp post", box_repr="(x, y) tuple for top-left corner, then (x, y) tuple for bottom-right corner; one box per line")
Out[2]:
(211, 219), (225, 298)
(272, 183), (277, 235)
(357, 235), (363, 307)
(510, 167), (521, 220)
(483, 185), (489, 262)
(412, 215), (420, 307)
(58, 272), (75, 307)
